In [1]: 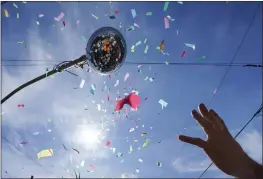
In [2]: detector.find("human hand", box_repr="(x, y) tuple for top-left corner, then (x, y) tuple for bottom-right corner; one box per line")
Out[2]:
(178, 103), (252, 178)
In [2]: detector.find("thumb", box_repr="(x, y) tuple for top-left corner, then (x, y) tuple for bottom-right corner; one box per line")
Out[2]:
(178, 135), (206, 148)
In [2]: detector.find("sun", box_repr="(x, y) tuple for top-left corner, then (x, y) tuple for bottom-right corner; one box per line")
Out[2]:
(73, 124), (102, 150)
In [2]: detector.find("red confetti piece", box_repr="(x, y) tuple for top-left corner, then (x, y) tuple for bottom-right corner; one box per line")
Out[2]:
(115, 10), (119, 14)
(115, 93), (141, 112)
(181, 50), (186, 57)
(107, 95), (110, 101)
(18, 104), (25, 107)
(106, 141), (111, 146)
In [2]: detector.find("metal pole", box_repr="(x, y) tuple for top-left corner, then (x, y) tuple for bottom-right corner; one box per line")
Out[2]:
(1, 55), (87, 104)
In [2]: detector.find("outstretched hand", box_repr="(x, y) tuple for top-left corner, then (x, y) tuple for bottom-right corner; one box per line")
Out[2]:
(178, 103), (252, 178)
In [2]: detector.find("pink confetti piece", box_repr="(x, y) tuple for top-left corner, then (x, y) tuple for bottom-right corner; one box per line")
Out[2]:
(138, 64), (142, 68)
(39, 14), (44, 18)
(18, 104), (25, 107)
(134, 23), (140, 28)
(124, 73), (129, 82)
(181, 50), (186, 57)
(115, 10), (119, 14)
(115, 93), (141, 112)
(164, 17), (169, 29)
(107, 95), (110, 101)
(54, 12), (64, 21)
(106, 141), (111, 146)
(90, 164), (95, 169)
(76, 20), (80, 25)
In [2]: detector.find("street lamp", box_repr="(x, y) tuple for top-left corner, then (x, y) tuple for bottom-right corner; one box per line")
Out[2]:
(1, 27), (127, 104)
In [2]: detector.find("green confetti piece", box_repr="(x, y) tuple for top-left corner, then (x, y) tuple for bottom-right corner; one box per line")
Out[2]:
(13, 3), (18, 8)
(146, 12), (152, 16)
(156, 46), (160, 50)
(144, 38), (147, 43)
(144, 45), (149, 53)
(197, 56), (206, 61)
(130, 25), (135, 31)
(36, 21), (40, 25)
(165, 61), (169, 65)
(22, 1), (27, 4)
(135, 41), (142, 46)
(143, 139), (150, 147)
(81, 36), (87, 42)
(163, 2), (169, 11)
(129, 145), (133, 152)
(17, 13), (19, 19)
(157, 161), (162, 167)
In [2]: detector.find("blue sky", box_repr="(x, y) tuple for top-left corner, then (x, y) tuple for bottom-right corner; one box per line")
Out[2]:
(1, 1), (262, 178)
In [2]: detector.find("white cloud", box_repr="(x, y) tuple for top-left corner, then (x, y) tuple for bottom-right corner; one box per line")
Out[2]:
(237, 130), (262, 163)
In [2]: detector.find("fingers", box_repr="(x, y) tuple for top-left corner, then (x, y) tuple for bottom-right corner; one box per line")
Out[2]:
(209, 109), (227, 130)
(178, 135), (206, 149)
(199, 103), (213, 122)
(192, 110), (212, 131)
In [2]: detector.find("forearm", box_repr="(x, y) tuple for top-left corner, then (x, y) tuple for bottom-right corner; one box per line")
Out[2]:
(236, 155), (263, 179)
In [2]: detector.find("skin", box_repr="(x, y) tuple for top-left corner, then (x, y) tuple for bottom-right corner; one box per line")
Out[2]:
(178, 103), (263, 178)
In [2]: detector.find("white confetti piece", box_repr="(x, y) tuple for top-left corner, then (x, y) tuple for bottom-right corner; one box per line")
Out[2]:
(144, 45), (149, 53)
(135, 41), (141, 46)
(54, 12), (64, 21)
(48, 129), (51, 132)
(13, 3), (18, 8)
(92, 14), (98, 20)
(138, 158), (143, 163)
(177, 1), (183, 4)
(167, 15), (175, 21)
(129, 128), (135, 132)
(33, 132), (40, 135)
(80, 160), (85, 167)
(149, 77), (154, 82)
(144, 76), (149, 80)
(136, 168), (140, 173)
(131, 9), (136, 18)
(124, 73), (129, 82)
(184, 43), (196, 50)
(79, 79), (85, 88)
(39, 14), (44, 18)
(97, 104), (101, 111)
(114, 80), (119, 87)
(159, 99), (168, 109)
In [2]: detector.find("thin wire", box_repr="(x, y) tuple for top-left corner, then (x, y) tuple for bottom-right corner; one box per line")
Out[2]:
(198, 4), (261, 178)
(2, 136), (53, 175)
(198, 104), (263, 178)
(207, 3), (261, 106)
(1, 62), (262, 67)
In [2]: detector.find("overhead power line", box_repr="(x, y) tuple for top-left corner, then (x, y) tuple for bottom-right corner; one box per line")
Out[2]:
(198, 3), (261, 178)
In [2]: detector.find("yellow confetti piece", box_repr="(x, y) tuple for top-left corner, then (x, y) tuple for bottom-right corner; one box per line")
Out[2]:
(4, 9), (9, 17)
(37, 149), (53, 159)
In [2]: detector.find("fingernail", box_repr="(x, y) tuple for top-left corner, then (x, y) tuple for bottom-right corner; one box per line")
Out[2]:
(192, 110), (197, 114)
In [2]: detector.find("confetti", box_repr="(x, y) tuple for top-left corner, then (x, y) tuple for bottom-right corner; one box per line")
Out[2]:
(92, 14), (98, 20)
(138, 158), (143, 163)
(129, 128), (135, 132)
(131, 9), (137, 18)
(17, 13), (19, 19)
(159, 99), (168, 109)
(20, 141), (28, 145)
(115, 10), (119, 14)
(181, 50), (186, 57)
(213, 89), (217, 94)
(79, 79), (85, 88)
(36, 21), (40, 25)
(62, 144), (68, 150)
(18, 104), (25, 107)
(141, 132), (147, 136)
(81, 36), (87, 41)
(90, 164), (95, 169)
(4, 9), (9, 17)
(114, 80), (119, 87)
(39, 14), (44, 18)
(115, 93), (141, 112)
(135, 41), (142, 46)
(33, 132), (40, 135)
(72, 148), (80, 154)
(167, 15), (175, 21)
(144, 38), (147, 43)
(63, 20), (66, 27)
(197, 56), (206, 61)
(54, 12), (64, 21)
(164, 17), (169, 29)
(157, 161), (162, 167)
(129, 145), (133, 152)
(109, 15), (116, 19)
(143, 139), (150, 147)
(146, 12), (152, 16)
(160, 40), (164, 51)
(76, 20), (80, 24)
(117, 152), (123, 157)
(13, 3), (18, 8)
(177, 1), (183, 4)
(48, 129), (51, 132)
(134, 23), (140, 28)
(184, 43), (196, 50)
(136, 168), (140, 173)
(97, 104), (101, 111)
(81, 160), (85, 167)
(163, 2), (169, 11)
(144, 45), (149, 53)
(124, 73), (129, 82)
(106, 141), (111, 146)
(37, 149), (53, 159)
